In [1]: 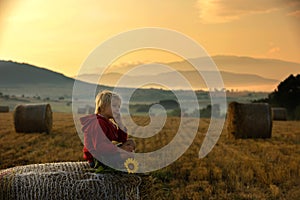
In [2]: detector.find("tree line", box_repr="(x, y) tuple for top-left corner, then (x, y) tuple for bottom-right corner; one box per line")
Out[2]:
(254, 74), (300, 120)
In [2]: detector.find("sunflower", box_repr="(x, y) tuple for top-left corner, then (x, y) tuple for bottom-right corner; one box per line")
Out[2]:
(124, 158), (139, 173)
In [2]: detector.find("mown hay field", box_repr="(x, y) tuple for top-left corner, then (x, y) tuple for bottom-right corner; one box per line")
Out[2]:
(0, 112), (300, 199)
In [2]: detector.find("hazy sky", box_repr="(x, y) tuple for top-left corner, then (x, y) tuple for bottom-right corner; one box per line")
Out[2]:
(0, 0), (299, 77)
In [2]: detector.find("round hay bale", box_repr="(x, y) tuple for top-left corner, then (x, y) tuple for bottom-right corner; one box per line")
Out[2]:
(0, 106), (9, 113)
(0, 162), (141, 200)
(271, 107), (287, 121)
(14, 103), (52, 134)
(226, 102), (272, 139)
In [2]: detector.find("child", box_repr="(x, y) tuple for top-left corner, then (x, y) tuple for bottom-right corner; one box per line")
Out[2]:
(80, 90), (132, 169)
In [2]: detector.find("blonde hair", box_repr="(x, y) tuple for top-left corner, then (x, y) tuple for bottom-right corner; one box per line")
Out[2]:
(94, 90), (121, 114)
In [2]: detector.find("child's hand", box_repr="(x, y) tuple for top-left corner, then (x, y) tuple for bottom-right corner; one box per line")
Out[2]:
(113, 112), (122, 123)
(113, 112), (127, 131)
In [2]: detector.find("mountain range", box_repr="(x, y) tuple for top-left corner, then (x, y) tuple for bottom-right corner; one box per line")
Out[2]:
(1, 55), (299, 95)
(76, 55), (300, 91)
(77, 70), (278, 91)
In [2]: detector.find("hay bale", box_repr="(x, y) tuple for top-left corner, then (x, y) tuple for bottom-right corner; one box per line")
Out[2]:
(226, 102), (272, 139)
(0, 106), (9, 113)
(271, 107), (287, 121)
(13, 103), (52, 134)
(0, 162), (141, 200)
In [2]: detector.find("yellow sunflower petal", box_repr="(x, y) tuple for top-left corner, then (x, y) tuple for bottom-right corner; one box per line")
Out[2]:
(124, 158), (139, 173)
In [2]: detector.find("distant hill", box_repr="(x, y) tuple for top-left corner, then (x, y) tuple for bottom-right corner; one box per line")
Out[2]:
(76, 55), (300, 91)
(208, 55), (300, 80)
(0, 61), (100, 99)
(99, 55), (299, 80)
(0, 60), (182, 102)
(0, 60), (74, 86)
(171, 55), (299, 81)
(77, 70), (278, 91)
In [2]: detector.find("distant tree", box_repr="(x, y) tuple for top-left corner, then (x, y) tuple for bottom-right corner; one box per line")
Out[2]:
(159, 99), (179, 110)
(269, 74), (300, 119)
(200, 105), (211, 118)
(169, 108), (181, 117)
(252, 98), (268, 103)
(33, 95), (40, 99)
(255, 74), (300, 119)
(136, 104), (151, 113)
(199, 104), (220, 118)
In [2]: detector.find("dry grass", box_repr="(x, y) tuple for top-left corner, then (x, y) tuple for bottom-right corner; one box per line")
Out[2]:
(0, 112), (83, 169)
(0, 112), (300, 199)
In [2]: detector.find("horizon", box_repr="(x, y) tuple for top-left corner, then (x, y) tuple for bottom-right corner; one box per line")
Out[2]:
(1, 57), (296, 93)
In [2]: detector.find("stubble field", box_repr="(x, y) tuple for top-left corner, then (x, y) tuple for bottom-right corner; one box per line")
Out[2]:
(0, 112), (299, 199)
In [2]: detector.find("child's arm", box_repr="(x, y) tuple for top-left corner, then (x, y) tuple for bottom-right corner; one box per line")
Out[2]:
(113, 112), (128, 142)
(117, 128), (128, 143)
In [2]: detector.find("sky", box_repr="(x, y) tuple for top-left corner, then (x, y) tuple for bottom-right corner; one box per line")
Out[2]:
(0, 0), (300, 78)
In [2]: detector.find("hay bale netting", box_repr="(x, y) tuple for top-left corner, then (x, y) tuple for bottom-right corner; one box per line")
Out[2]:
(0, 162), (141, 200)
(271, 107), (287, 121)
(14, 103), (52, 134)
(0, 106), (9, 113)
(226, 102), (272, 139)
